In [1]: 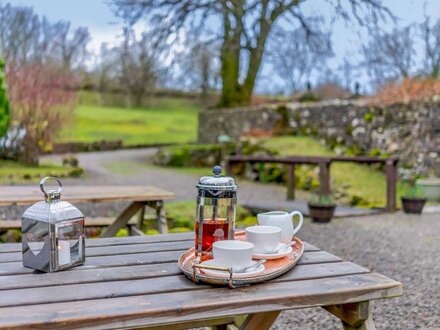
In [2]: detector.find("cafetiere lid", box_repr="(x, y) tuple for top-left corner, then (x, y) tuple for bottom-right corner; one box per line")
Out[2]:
(196, 165), (237, 191)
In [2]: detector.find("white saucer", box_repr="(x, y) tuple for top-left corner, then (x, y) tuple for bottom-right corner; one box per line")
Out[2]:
(199, 259), (265, 278)
(253, 243), (293, 260)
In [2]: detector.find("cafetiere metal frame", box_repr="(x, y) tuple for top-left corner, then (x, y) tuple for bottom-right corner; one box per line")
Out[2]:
(195, 193), (237, 260)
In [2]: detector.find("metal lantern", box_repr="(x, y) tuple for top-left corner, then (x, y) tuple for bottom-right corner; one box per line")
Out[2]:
(21, 177), (85, 272)
(195, 165), (237, 261)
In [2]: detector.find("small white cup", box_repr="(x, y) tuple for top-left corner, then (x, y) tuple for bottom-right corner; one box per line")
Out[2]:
(212, 240), (254, 272)
(245, 225), (281, 254)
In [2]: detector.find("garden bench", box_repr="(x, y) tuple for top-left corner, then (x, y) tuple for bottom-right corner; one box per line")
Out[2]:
(0, 233), (402, 329)
(0, 185), (175, 237)
(226, 155), (399, 212)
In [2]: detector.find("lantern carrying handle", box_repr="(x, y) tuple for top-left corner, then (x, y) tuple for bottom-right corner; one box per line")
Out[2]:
(40, 177), (63, 201)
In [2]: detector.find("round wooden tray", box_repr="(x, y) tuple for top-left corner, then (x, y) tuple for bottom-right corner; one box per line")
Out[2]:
(178, 230), (304, 288)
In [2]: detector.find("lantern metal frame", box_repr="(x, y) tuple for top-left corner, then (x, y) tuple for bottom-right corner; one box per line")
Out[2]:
(21, 177), (85, 272)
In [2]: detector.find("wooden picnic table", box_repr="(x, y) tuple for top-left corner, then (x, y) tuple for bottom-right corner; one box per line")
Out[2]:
(0, 233), (402, 329)
(0, 185), (175, 236)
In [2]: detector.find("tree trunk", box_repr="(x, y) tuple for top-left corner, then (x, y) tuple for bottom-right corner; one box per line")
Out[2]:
(218, 38), (247, 107)
(20, 139), (40, 166)
(217, 2), (250, 108)
(217, 4), (272, 108)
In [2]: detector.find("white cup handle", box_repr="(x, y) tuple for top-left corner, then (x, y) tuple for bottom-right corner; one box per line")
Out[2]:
(290, 211), (303, 236)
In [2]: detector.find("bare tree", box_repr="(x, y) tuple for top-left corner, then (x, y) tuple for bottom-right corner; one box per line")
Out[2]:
(268, 24), (333, 94)
(362, 25), (415, 85)
(0, 4), (90, 71)
(338, 58), (361, 93)
(176, 38), (219, 97)
(95, 43), (118, 100)
(191, 43), (218, 97)
(54, 21), (90, 71)
(0, 4), (40, 63)
(109, 0), (393, 108)
(420, 17), (440, 78)
(118, 27), (158, 107)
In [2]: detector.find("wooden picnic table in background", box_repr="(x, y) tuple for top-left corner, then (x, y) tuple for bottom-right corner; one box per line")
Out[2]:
(0, 233), (402, 329)
(0, 185), (175, 236)
(226, 155), (399, 212)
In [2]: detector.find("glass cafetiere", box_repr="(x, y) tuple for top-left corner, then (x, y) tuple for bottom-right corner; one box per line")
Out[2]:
(195, 165), (237, 261)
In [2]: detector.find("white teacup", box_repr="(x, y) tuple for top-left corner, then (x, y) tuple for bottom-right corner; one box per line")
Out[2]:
(257, 211), (303, 243)
(212, 240), (254, 272)
(245, 225), (281, 254)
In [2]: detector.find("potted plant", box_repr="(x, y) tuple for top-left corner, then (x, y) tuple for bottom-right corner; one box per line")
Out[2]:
(401, 185), (427, 214)
(416, 177), (440, 202)
(308, 194), (336, 223)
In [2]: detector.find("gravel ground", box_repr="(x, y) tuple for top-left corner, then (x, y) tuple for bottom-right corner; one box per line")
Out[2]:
(272, 212), (440, 330)
(2, 149), (440, 328)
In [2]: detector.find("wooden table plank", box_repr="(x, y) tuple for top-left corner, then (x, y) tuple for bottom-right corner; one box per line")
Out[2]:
(0, 185), (175, 206)
(0, 262), (370, 307)
(0, 232), (195, 253)
(0, 241), (194, 263)
(0, 240), (319, 262)
(0, 250), (340, 276)
(0, 233), (320, 253)
(0, 260), (365, 291)
(0, 273), (402, 330)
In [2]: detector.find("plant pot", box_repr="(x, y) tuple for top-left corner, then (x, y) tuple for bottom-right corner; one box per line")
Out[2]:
(417, 178), (440, 202)
(307, 203), (336, 223)
(401, 197), (426, 214)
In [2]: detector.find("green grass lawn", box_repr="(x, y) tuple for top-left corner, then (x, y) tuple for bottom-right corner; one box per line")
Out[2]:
(263, 136), (403, 208)
(0, 160), (82, 184)
(61, 97), (201, 146)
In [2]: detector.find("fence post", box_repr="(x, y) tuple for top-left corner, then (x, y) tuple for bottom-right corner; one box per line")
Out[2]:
(286, 164), (295, 200)
(319, 161), (332, 196)
(225, 158), (233, 176)
(385, 159), (398, 212)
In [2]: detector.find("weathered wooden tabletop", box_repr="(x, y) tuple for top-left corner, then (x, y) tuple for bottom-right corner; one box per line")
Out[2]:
(0, 233), (402, 330)
(0, 185), (175, 206)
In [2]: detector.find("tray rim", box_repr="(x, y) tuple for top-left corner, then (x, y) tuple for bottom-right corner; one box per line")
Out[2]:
(178, 230), (304, 288)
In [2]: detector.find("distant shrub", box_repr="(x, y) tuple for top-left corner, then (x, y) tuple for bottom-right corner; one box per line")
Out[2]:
(0, 59), (9, 138)
(6, 62), (78, 165)
(154, 144), (223, 167)
(371, 78), (440, 105)
(298, 91), (319, 103)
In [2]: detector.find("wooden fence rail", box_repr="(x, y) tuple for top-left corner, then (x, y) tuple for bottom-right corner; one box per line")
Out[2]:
(225, 155), (399, 212)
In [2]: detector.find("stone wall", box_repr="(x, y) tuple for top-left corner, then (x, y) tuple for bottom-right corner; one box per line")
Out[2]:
(198, 98), (440, 176)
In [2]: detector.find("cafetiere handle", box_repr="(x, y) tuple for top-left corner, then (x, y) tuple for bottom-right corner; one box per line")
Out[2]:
(40, 177), (63, 198)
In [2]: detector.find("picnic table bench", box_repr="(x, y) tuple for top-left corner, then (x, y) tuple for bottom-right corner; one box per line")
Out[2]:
(226, 155), (399, 212)
(0, 233), (402, 329)
(0, 185), (175, 236)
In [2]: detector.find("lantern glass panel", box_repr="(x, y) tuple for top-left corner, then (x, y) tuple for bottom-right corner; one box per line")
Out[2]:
(56, 219), (85, 267)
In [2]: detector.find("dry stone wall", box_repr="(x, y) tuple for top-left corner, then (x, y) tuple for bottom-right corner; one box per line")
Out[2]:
(198, 98), (440, 176)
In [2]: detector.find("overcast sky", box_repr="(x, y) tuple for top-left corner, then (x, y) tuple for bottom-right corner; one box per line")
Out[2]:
(4, 0), (440, 93)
